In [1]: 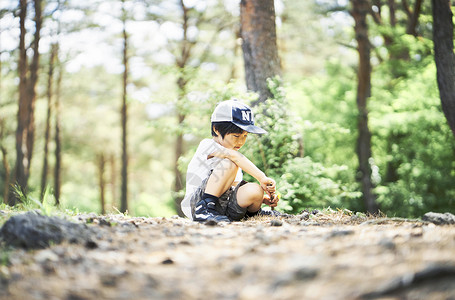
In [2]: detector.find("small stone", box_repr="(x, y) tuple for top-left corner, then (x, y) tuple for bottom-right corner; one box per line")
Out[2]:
(232, 264), (244, 276)
(328, 229), (354, 238)
(34, 249), (59, 263)
(204, 220), (218, 226)
(270, 219), (283, 226)
(300, 212), (310, 221)
(294, 267), (318, 280)
(162, 258), (174, 265)
(378, 238), (396, 250)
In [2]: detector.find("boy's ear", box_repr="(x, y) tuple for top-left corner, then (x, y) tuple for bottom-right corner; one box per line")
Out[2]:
(213, 126), (220, 137)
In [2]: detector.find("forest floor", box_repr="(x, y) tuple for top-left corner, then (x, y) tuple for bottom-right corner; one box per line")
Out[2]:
(1, 209), (455, 300)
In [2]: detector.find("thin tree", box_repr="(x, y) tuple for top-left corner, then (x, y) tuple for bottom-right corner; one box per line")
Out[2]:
(162, 0), (235, 214)
(120, 0), (129, 213)
(240, 0), (281, 104)
(98, 153), (106, 214)
(432, 0), (455, 137)
(351, 0), (379, 214)
(12, 0), (43, 203)
(172, 0), (192, 217)
(110, 154), (117, 211)
(40, 43), (57, 200)
(25, 0), (42, 177)
(13, 0), (29, 203)
(54, 44), (62, 205)
(0, 122), (10, 204)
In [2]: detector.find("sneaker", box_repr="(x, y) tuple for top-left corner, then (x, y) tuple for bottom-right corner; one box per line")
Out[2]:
(194, 198), (231, 223)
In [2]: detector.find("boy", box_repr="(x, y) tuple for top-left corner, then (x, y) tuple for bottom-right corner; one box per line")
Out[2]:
(181, 99), (280, 223)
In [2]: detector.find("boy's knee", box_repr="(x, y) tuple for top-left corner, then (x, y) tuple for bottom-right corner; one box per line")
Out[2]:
(237, 183), (263, 206)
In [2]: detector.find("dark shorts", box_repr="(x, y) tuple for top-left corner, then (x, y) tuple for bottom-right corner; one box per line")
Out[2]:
(190, 175), (248, 221)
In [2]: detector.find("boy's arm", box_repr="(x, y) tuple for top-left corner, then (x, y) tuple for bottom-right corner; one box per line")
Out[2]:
(208, 148), (276, 194)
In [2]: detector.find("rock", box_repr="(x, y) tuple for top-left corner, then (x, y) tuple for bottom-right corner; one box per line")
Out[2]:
(299, 212), (310, 221)
(360, 263), (455, 299)
(422, 212), (455, 225)
(311, 209), (320, 215)
(204, 219), (219, 226)
(326, 229), (354, 239)
(378, 238), (396, 250)
(162, 258), (174, 265)
(293, 267), (318, 280)
(0, 211), (98, 249)
(34, 249), (59, 263)
(232, 264), (244, 276)
(270, 219), (283, 227)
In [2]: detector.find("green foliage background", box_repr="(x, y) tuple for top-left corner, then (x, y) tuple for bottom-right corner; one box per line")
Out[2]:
(1, 0), (454, 218)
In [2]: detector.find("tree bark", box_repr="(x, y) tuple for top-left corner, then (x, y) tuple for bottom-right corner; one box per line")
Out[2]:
(41, 43), (57, 201)
(98, 153), (106, 215)
(54, 46), (62, 206)
(174, 111), (185, 217)
(240, 0), (281, 104)
(12, 0), (42, 203)
(406, 0), (422, 36)
(13, 0), (29, 204)
(1, 122), (10, 204)
(1, 146), (9, 204)
(351, 0), (379, 214)
(432, 0), (455, 137)
(120, 1), (129, 213)
(110, 154), (117, 210)
(25, 0), (42, 179)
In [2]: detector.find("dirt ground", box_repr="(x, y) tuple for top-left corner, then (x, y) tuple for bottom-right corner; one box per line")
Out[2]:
(1, 211), (455, 300)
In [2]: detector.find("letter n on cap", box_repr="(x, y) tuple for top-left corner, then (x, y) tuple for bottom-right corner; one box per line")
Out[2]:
(242, 111), (251, 121)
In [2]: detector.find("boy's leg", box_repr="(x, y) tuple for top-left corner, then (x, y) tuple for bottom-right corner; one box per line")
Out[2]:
(205, 159), (238, 197)
(236, 183), (264, 212)
(194, 159), (238, 223)
(224, 182), (264, 221)
(227, 182), (284, 220)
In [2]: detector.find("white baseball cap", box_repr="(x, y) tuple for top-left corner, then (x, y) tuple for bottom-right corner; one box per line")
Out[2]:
(211, 99), (267, 134)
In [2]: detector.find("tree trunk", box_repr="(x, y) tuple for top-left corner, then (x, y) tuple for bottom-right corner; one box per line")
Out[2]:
(174, 111), (185, 217)
(240, 0), (281, 104)
(1, 146), (9, 204)
(25, 0), (42, 179)
(12, 0), (42, 203)
(41, 43), (57, 201)
(98, 153), (106, 215)
(110, 154), (117, 211)
(432, 0), (455, 137)
(1, 122), (10, 204)
(13, 0), (29, 204)
(172, 0), (191, 217)
(388, 0), (396, 26)
(351, 0), (379, 214)
(54, 46), (62, 206)
(120, 2), (129, 213)
(405, 0), (423, 36)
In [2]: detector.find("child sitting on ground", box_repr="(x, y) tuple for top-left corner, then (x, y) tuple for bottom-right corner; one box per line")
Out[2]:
(181, 99), (280, 223)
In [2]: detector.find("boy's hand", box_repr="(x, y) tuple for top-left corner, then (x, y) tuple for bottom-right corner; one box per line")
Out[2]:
(260, 177), (280, 206)
(260, 177), (276, 195)
(263, 194), (279, 207)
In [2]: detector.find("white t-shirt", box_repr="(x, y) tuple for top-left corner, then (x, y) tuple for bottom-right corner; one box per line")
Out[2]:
(181, 139), (243, 219)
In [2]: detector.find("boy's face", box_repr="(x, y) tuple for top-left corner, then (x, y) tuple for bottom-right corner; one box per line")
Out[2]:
(219, 131), (248, 151)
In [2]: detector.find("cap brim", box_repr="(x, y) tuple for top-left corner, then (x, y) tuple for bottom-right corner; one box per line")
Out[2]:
(234, 122), (267, 134)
